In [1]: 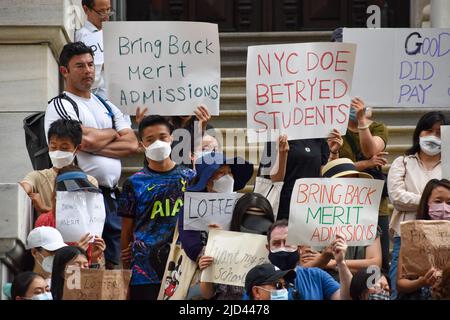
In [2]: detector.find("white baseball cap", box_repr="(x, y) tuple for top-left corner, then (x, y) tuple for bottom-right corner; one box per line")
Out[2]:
(26, 227), (67, 251)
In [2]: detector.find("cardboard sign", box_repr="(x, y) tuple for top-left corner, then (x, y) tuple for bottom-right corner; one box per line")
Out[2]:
(246, 42), (356, 142)
(287, 178), (383, 246)
(400, 220), (450, 277)
(442, 126), (450, 180)
(56, 192), (106, 242)
(343, 28), (450, 108)
(103, 21), (220, 116)
(200, 229), (269, 287)
(63, 267), (131, 300)
(183, 192), (243, 231)
(82, 30), (104, 65)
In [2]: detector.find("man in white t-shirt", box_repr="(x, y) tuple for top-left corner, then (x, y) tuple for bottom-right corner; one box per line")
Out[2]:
(74, 0), (113, 99)
(45, 41), (138, 268)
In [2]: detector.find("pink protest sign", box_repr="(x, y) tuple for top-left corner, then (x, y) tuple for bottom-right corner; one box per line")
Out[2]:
(287, 178), (383, 246)
(246, 42), (356, 143)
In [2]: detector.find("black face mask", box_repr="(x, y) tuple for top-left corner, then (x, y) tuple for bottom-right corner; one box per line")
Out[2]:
(268, 251), (300, 271)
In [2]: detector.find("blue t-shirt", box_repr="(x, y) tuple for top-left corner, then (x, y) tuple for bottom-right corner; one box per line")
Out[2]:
(118, 165), (195, 286)
(295, 266), (340, 300)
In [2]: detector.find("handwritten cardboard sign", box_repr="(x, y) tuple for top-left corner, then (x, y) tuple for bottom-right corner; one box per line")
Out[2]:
(63, 268), (131, 300)
(287, 178), (383, 246)
(442, 126), (450, 180)
(343, 28), (450, 108)
(183, 192), (243, 231)
(246, 42), (356, 142)
(201, 229), (269, 287)
(400, 220), (450, 277)
(103, 21), (220, 115)
(56, 192), (106, 242)
(82, 30), (104, 65)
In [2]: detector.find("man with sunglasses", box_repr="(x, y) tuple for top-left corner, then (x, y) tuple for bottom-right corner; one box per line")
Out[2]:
(75, 0), (114, 99)
(245, 264), (296, 300)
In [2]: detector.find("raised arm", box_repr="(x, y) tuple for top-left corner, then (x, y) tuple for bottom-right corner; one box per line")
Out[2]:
(351, 98), (386, 158)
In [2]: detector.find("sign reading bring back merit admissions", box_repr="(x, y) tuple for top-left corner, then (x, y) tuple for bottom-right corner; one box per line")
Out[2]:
(103, 21), (220, 116)
(287, 178), (383, 246)
(246, 42), (356, 143)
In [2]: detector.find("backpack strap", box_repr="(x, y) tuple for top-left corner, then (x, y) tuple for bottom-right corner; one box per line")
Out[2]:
(94, 94), (116, 131)
(48, 93), (80, 123)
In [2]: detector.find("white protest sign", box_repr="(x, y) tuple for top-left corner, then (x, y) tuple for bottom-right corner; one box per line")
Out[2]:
(56, 192), (106, 242)
(343, 28), (450, 108)
(246, 42), (356, 143)
(183, 192), (243, 231)
(201, 229), (269, 287)
(82, 31), (104, 65)
(103, 21), (220, 115)
(442, 126), (450, 180)
(287, 178), (383, 246)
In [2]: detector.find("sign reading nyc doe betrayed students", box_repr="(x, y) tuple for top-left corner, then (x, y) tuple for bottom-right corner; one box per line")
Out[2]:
(287, 178), (383, 246)
(103, 21), (220, 116)
(246, 42), (356, 143)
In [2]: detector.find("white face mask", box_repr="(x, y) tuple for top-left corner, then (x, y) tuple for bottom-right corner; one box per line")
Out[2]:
(49, 150), (75, 169)
(419, 135), (441, 156)
(37, 252), (54, 274)
(145, 140), (171, 162)
(30, 292), (53, 300)
(212, 174), (235, 193)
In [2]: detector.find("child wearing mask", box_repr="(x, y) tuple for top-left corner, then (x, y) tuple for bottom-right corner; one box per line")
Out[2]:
(397, 179), (450, 300)
(20, 119), (98, 215)
(119, 115), (196, 300)
(11, 272), (52, 300)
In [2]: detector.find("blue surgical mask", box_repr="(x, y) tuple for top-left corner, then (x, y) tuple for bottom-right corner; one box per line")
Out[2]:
(270, 288), (289, 300)
(368, 290), (390, 300)
(25, 292), (53, 300)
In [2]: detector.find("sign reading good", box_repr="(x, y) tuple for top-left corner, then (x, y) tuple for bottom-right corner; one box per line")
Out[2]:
(201, 229), (268, 287)
(287, 178), (383, 246)
(246, 42), (356, 142)
(343, 28), (450, 108)
(183, 192), (243, 231)
(103, 21), (220, 115)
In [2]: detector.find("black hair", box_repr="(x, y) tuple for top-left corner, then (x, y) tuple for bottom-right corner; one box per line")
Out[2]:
(82, 0), (95, 8)
(230, 193), (274, 232)
(59, 42), (94, 68)
(350, 267), (390, 300)
(47, 119), (82, 147)
(417, 178), (450, 220)
(10, 271), (44, 300)
(266, 219), (289, 244)
(51, 246), (88, 300)
(138, 115), (174, 139)
(405, 111), (449, 155)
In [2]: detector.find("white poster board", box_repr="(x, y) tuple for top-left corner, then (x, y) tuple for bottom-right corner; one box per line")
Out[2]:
(288, 178), (383, 246)
(200, 229), (269, 287)
(103, 21), (220, 116)
(83, 31), (104, 65)
(442, 125), (450, 180)
(183, 192), (243, 231)
(246, 42), (356, 142)
(343, 28), (450, 108)
(56, 192), (106, 242)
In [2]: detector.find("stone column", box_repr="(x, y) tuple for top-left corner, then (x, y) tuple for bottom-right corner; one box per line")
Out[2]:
(431, 0), (450, 27)
(0, 0), (83, 299)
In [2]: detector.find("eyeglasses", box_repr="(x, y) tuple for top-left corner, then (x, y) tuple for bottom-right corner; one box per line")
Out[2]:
(90, 8), (115, 18)
(257, 281), (285, 291)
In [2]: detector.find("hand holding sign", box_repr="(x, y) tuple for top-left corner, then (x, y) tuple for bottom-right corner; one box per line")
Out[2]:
(331, 234), (348, 265)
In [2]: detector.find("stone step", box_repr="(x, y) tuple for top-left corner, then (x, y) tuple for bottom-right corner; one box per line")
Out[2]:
(221, 77), (246, 94)
(219, 31), (332, 47)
